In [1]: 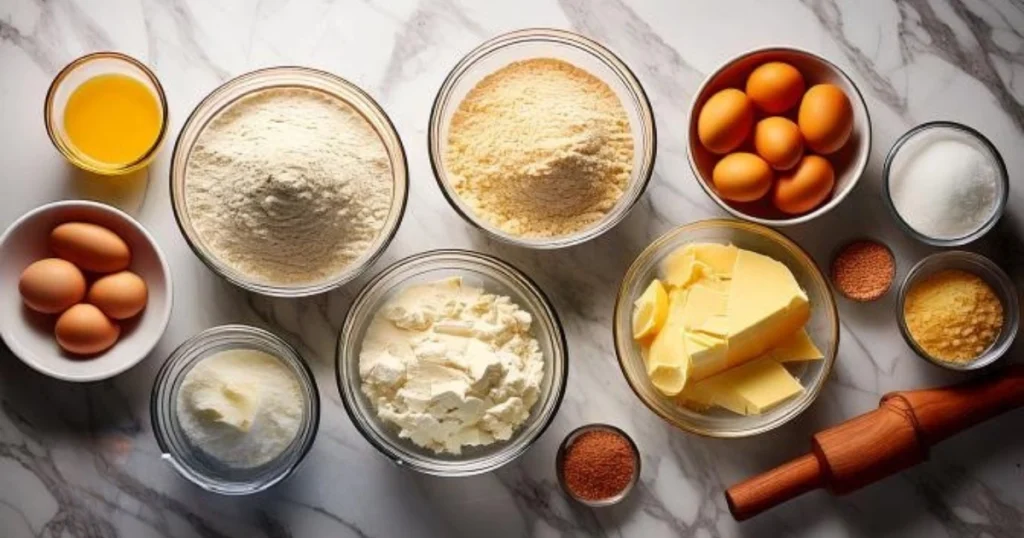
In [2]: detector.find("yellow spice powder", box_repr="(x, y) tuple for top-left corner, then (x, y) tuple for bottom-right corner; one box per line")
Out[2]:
(903, 269), (1003, 363)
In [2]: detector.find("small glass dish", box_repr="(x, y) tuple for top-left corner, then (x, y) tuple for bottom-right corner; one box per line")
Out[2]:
(150, 324), (320, 495)
(556, 423), (641, 507)
(828, 238), (896, 302)
(428, 28), (656, 249)
(613, 219), (839, 438)
(336, 250), (568, 476)
(883, 121), (1008, 247)
(45, 52), (169, 175)
(896, 251), (1019, 371)
(170, 66), (409, 297)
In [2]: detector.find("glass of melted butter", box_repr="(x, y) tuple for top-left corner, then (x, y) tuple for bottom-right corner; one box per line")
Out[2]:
(45, 52), (168, 175)
(614, 219), (839, 438)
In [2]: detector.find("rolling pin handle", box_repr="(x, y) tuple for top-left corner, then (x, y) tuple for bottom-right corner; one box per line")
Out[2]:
(725, 453), (825, 521)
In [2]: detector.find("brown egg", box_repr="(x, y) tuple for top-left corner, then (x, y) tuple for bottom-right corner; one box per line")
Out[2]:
(712, 152), (774, 202)
(746, 62), (806, 114)
(798, 84), (853, 154)
(55, 303), (120, 355)
(773, 155), (835, 214)
(50, 222), (131, 273)
(697, 89), (755, 154)
(87, 271), (148, 320)
(18, 258), (87, 314)
(753, 117), (804, 170)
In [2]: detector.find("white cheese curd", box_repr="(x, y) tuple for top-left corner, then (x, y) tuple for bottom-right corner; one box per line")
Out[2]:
(358, 277), (545, 454)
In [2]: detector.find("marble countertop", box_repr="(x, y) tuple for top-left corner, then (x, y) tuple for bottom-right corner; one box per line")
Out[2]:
(2, 0), (1023, 536)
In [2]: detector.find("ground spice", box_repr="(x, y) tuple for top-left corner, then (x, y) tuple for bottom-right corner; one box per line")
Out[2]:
(831, 240), (895, 301)
(903, 269), (1003, 363)
(561, 429), (636, 501)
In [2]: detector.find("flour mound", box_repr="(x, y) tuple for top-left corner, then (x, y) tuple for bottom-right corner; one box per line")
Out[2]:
(185, 88), (393, 285)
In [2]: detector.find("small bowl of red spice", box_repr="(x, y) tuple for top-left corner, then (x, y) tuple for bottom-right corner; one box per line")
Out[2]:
(556, 424), (640, 507)
(830, 239), (896, 302)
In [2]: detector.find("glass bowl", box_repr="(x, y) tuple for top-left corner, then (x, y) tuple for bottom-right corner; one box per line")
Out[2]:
(883, 121), (1008, 247)
(896, 251), (1019, 371)
(428, 28), (656, 249)
(150, 324), (320, 495)
(613, 219), (839, 437)
(336, 250), (568, 476)
(45, 52), (169, 175)
(555, 423), (641, 507)
(170, 66), (409, 297)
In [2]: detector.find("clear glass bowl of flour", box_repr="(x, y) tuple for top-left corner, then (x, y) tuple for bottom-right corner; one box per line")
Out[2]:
(428, 28), (656, 249)
(151, 325), (320, 495)
(170, 67), (409, 297)
(335, 250), (568, 476)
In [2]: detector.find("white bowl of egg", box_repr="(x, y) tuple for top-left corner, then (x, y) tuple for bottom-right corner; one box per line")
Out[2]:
(687, 47), (871, 225)
(0, 200), (172, 382)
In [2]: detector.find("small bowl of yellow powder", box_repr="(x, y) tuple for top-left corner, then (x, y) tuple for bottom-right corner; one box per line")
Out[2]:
(429, 29), (656, 249)
(897, 251), (1019, 370)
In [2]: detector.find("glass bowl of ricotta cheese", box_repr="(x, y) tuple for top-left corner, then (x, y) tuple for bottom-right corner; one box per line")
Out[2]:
(336, 249), (568, 476)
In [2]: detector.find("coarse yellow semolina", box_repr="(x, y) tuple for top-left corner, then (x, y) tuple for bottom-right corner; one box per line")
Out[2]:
(903, 269), (1003, 363)
(445, 58), (633, 238)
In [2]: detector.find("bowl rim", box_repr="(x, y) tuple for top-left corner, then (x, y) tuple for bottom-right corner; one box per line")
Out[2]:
(0, 199), (174, 382)
(686, 46), (873, 227)
(612, 218), (840, 437)
(427, 27), (657, 249)
(881, 121), (1009, 247)
(334, 248), (569, 476)
(895, 250), (1019, 371)
(44, 51), (170, 175)
(149, 323), (321, 495)
(168, 65), (410, 297)
(555, 423), (641, 507)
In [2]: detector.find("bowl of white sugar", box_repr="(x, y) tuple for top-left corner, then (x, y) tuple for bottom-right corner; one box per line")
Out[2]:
(150, 324), (320, 495)
(170, 67), (409, 296)
(428, 28), (656, 249)
(335, 250), (568, 476)
(883, 121), (1008, 246)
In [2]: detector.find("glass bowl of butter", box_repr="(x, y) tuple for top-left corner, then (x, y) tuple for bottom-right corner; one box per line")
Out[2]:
(613, 219), (839, 437)
(336, 249), (568, 476)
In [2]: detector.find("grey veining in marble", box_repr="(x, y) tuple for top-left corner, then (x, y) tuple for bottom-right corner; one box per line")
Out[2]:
(1, 0), (1023, 537)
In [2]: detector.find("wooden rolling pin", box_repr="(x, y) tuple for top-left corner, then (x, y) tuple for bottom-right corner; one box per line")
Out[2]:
(726, 364), (1024, 521)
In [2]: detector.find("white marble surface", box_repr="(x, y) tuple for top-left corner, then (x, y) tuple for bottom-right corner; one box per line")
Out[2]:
(2, 0), (1023, 536)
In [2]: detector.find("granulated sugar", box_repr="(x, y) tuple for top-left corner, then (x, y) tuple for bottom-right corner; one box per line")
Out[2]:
(446, 58), (633, 238)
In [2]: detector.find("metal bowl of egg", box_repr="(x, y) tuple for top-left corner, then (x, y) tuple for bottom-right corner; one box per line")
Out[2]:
(613, 219), (839, 437)
(428, 28), (656, 249)
(687, 47), (871, 226)
(0, 200), (172, 382)
(335, 249), (568, 476)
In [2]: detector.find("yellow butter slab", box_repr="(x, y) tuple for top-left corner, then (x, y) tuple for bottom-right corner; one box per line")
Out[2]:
(771, 329), (823, 362)
(688, 243), (739, 277)
(724, 249), (810, 368)
(682, 357), (804, 415)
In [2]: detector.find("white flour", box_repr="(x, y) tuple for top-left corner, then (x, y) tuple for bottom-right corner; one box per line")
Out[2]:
(185, 88), (393, 285)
